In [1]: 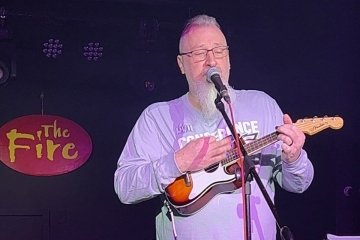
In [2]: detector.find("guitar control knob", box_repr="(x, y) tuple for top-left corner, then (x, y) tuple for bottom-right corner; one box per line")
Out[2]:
(184, 172), (191, 187)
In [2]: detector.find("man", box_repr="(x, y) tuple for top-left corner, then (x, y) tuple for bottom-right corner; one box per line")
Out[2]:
(114, 14), (314, 240)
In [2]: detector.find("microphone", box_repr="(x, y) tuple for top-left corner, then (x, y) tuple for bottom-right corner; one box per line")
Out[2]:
(206, 67), (231, 104)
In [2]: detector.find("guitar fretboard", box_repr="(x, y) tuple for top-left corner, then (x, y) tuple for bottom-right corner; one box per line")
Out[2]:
(219, 116), (343, 167)
(221, 132), (279, 167)
(245, 132), (278, 155)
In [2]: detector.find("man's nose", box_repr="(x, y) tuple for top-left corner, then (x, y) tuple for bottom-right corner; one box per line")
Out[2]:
(205, 50), (217, 67)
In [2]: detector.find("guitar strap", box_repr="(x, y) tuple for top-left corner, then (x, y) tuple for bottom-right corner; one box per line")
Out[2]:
(160, 194), (179, 239)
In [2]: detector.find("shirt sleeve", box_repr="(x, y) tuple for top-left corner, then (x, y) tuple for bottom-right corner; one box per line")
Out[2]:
(269, 96), (315, 193)
(114, 106), (183, 204)
(278, 149), (314, 193)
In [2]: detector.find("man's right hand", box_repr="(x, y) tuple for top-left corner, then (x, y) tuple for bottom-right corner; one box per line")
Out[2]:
(175, 136), (232, 173)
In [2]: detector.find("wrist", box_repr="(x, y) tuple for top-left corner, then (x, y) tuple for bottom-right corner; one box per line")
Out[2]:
(174, 151), (187, 173)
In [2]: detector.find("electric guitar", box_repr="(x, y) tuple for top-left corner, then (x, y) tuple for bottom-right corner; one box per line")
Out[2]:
(165, 116), (344, 215)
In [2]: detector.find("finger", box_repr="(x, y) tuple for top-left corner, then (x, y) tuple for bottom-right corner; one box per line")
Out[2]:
(281, 143), (301, 162)
(210, 150), (228, 164)
(277, 133), (293, 146)
(209, 138), (232, 156)
(281, 129), (306, 149)
(281, 142), (292, 153)
(219, 137), (232, 146)
(208, 137), (231, 148)
(276, 122), (297, 135)
(283, 114), (293, 124)
(206, 138), (232, 164)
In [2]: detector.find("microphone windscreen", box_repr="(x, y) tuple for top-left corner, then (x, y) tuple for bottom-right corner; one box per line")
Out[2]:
(206, 67), (220, 83)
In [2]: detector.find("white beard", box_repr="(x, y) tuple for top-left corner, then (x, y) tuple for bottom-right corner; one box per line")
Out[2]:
(192, 81), (221, 120)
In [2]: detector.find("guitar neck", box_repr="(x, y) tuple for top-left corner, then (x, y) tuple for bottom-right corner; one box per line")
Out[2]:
(244, 132), (278, 155)
(222, 132), (278, 166)
(219, 116), (343, 167)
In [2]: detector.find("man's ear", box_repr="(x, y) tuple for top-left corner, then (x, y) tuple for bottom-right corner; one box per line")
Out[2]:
(177, 55), (185, 74)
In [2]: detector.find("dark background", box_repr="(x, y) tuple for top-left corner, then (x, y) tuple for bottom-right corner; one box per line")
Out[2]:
(0, 0), (359, 239)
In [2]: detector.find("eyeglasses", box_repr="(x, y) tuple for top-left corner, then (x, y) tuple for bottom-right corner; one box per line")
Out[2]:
(179, 46), (229, 63)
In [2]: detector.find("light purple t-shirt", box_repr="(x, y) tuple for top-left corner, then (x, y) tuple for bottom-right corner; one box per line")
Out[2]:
(114, 89), (314, 240)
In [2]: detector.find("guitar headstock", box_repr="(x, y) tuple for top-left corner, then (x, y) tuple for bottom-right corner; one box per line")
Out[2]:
(295, 116), (344, 135)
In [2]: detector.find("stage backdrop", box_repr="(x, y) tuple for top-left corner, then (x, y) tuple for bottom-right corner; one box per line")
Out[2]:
(0, 1), (358, 240)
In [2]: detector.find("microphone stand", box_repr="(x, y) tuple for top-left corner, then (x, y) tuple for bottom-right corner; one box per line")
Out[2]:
(214, 95), (294, 240)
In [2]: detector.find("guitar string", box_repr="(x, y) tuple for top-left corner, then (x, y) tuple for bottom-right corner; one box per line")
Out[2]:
(221, 119), (335, 166)
(222, 133), (277, 166)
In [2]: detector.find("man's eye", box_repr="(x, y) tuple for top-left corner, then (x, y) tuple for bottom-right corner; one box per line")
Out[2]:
(193, 51), (205, 56)
(214, 48), (225, 53)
